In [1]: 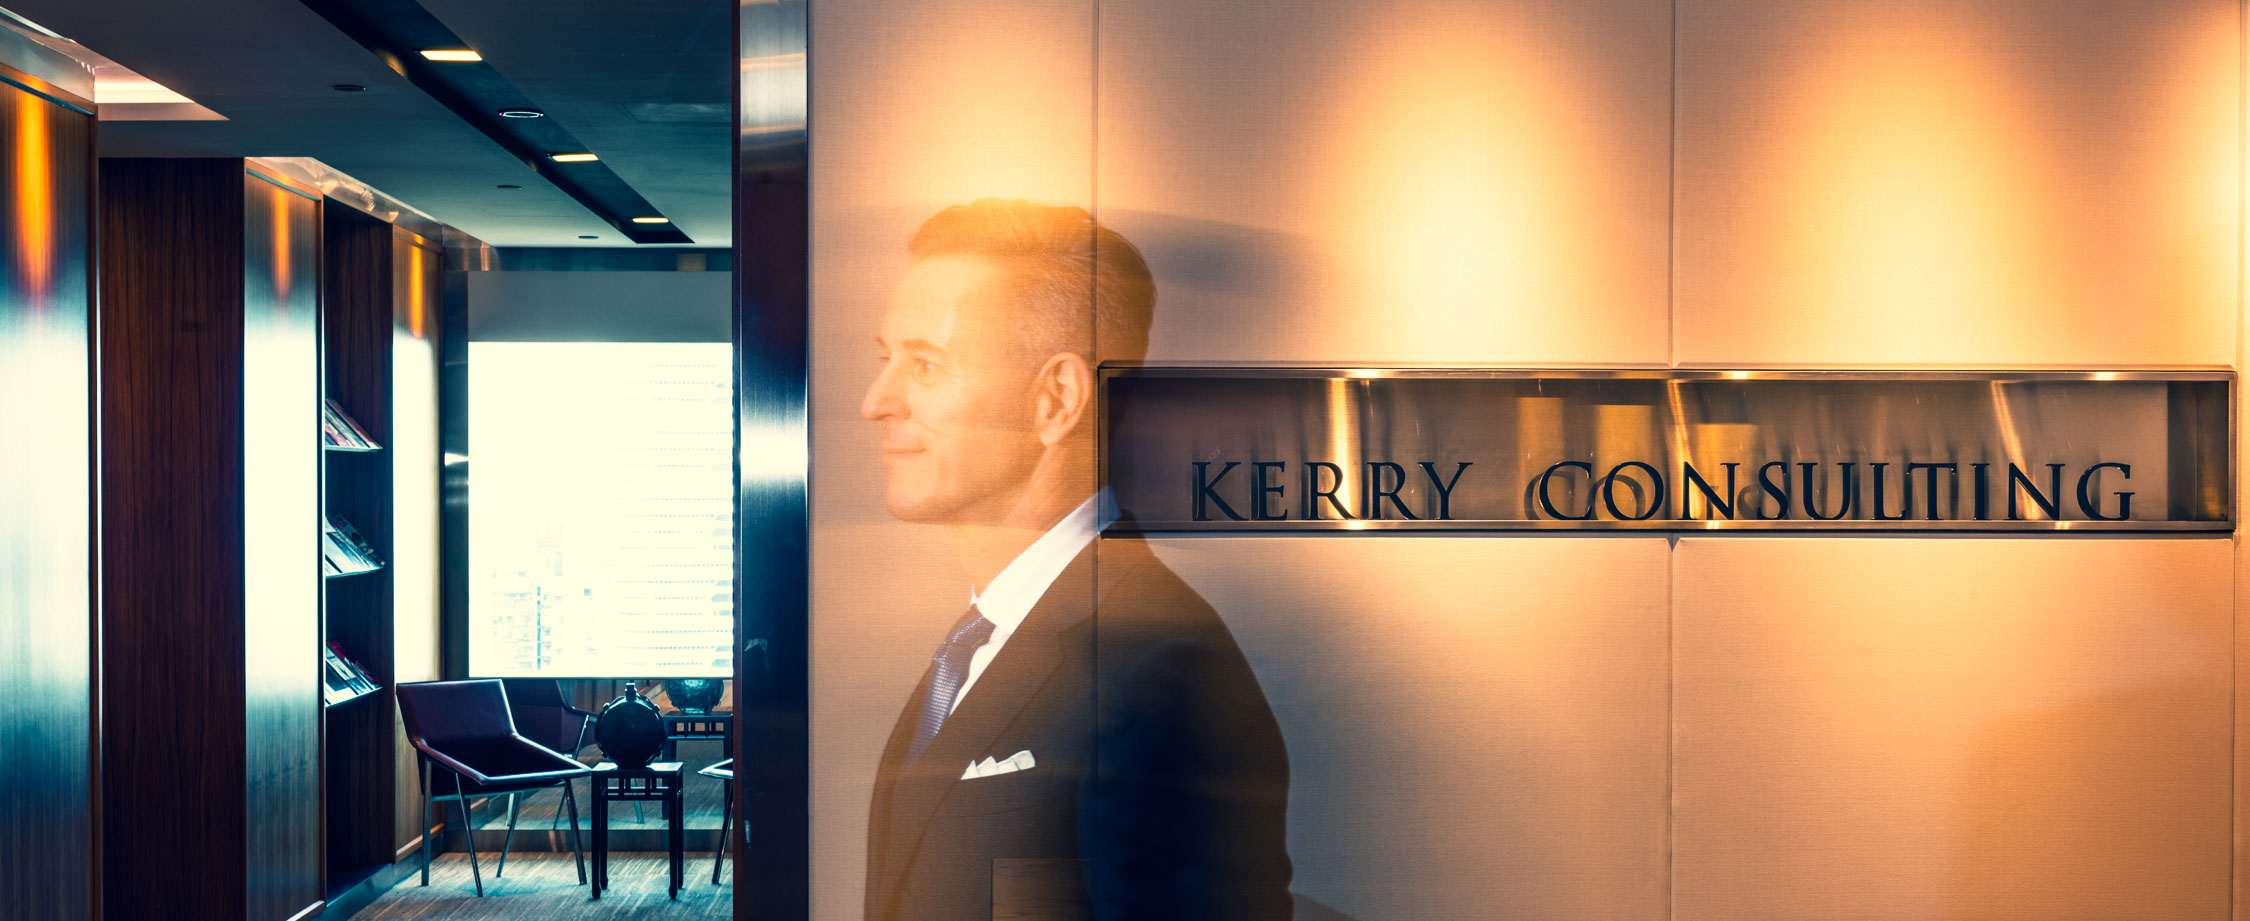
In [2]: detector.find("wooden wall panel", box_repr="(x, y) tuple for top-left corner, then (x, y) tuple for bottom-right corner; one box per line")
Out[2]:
(99, 159), (322, 921)
(99, 158), (251, 921)
(0, 79), (95, 921)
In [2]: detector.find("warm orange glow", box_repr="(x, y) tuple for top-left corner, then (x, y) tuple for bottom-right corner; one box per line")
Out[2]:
(407, 246), (427, 338)
(1762, 15), (2058, 353)
(1314, 12), (1665, 364)
(270, 186), (292, 306)
(14, 94), (53, 299)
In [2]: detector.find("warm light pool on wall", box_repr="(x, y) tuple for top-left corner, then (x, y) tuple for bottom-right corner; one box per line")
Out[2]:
(550, 153), (598, 162)
(419, 49), (482, 62)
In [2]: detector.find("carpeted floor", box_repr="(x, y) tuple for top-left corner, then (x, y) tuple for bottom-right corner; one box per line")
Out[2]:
(346, 852), (734, 920)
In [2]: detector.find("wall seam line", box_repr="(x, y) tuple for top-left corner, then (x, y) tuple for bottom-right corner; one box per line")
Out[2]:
(1668, 3), (1682, 921)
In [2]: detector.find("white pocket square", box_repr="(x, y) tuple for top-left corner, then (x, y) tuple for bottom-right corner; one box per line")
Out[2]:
(961, 749), (1036, 780)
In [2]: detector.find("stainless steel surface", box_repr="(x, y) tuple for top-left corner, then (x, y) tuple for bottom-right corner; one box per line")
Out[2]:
(240, 165), (323, 921)
(252, 157), (455, 245)
(735, 1), (808, 918)
(1103, 368), (2232, 532)
(0, 75), (92, 921)
(0, 22), (91, 112)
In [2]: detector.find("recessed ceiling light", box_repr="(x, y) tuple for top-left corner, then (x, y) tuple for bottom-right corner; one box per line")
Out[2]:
(419, 49), (481, 62)
(497, 108), (544, 119)
(630, 217), (670, 224)
(332, 84), (366, 93)
(549, 153), (598, 162)
(496, 184), (521, 190)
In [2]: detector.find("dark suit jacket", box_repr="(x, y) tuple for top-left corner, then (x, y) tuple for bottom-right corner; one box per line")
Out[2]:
(865, 539), (1293, 921)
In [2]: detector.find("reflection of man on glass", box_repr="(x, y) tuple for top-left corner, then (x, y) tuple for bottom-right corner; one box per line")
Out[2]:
(861, 199), (1292, 921)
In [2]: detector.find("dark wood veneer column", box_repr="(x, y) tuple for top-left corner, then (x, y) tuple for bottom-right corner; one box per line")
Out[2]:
(98, 158), (323, 921)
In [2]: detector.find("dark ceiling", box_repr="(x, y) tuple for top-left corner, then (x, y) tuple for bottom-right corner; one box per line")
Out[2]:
(8, 0), (731, 246)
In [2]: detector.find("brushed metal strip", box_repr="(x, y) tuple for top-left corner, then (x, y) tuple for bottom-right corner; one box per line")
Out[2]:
(1111, 519), (2234, 534)
(0, 58), (90, 114)
(1102, 369), (2233, 533)
(1102, 366), (2236, 383)
(242, 166), (324, 202)
(733, 1), (808, 918)
(0, 28), (91, 112)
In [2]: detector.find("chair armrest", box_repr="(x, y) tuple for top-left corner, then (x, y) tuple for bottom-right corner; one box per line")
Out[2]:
(414, 740), (499, 786)
(513, 734), (589, 771)
(415, 735), (593, 786)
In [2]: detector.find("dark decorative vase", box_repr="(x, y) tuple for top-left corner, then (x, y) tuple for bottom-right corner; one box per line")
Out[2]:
(595, 682), (665, 769)
(669, 678), (723, 714)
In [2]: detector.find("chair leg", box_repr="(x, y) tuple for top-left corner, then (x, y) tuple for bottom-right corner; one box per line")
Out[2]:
(420, 760), (433, 887)
(564, 779), (586, 884)
(711, 779), (732, 885)
(454, 772), (484, 896)
(497, 793), (519, 878)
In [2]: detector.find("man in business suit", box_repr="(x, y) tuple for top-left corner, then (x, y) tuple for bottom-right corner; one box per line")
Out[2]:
(860, 199), (1293, 921)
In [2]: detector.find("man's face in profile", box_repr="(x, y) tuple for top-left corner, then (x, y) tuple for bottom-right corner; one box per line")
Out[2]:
(862, 255), (1046, 525)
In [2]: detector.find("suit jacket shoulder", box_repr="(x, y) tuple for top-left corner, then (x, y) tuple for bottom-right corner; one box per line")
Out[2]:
(868, 538), (1294, 921)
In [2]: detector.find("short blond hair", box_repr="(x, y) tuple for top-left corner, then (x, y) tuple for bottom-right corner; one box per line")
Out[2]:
(908, 199), (1153, 364)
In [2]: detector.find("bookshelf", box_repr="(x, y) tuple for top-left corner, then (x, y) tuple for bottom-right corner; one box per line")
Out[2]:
(321, 202), (444, 897)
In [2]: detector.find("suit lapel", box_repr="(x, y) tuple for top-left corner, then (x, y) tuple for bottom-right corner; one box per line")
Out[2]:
(871, 549), (1097, 913)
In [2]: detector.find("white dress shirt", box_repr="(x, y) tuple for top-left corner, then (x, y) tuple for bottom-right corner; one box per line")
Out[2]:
(951, 490), (1112, 714)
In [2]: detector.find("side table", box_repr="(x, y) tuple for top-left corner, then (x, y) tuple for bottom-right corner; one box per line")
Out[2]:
(661, 711), (732, 761)
(590, 761), (685, 900)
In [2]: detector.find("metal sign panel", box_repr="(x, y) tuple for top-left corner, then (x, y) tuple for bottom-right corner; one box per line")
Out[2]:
(1101, 369), (2232, 532)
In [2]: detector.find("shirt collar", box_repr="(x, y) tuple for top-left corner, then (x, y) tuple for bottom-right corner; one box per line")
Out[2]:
(969, 489), (1112, 640)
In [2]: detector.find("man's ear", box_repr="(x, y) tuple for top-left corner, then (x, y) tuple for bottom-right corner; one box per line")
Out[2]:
(1031, 351), (1094, 446)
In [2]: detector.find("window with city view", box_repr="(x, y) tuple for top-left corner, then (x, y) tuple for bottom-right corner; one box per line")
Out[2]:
(468, 341), (734, 677)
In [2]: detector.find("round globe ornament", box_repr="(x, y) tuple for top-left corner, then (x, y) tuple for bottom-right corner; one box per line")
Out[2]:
(595, 682), (665, 769)
(670, 678), (722, 714)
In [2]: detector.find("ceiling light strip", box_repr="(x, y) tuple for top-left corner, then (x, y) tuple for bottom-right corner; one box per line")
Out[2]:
(293, 0), (692, 244)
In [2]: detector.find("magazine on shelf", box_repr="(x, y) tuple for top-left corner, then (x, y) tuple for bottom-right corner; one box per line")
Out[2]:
(321, 399), (381, 451)
(323, 516), (384, 573)
(322, 646), (362, 704)
(321, 527), (364, 574)
(324, 642), (380, 699)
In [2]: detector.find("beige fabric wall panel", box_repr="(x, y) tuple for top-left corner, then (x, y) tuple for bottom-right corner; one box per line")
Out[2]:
(2237, 539), (2249, 921)
(1143, 537), (1671, 921)
(1674, 0), (2238, 368)
(1673, 538), (2232, 921)
(1095, 0), (1673, 366)
(808, 1), (1095, 918)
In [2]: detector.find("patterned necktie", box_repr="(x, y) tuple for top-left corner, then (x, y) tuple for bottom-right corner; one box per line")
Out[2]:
(909, 607), (996, 763)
